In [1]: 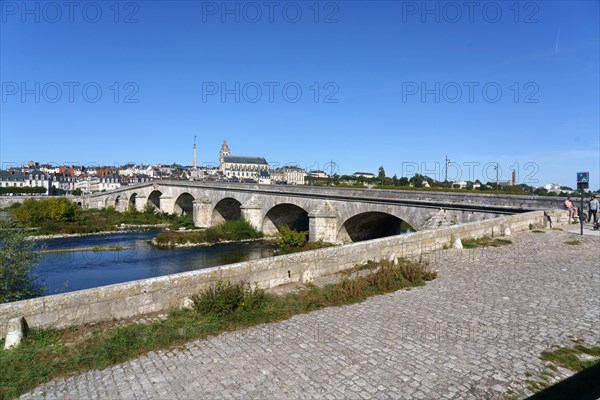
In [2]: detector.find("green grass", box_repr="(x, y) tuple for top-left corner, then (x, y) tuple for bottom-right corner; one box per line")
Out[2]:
(532, 229), (545, 233)
(524, 342), (600, 396)
(461, 237), (513, 249)
(564, 240), (581, 245)
(540, 345), (600, 372)
(153, 219), (263, 247)
(0, 258), (436, 400)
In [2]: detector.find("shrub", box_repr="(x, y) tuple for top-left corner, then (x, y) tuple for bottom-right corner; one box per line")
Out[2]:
(328, 277), (370, 304)
(193, 281), (245, 317)
(143, 202), (157, 214)
(217, 218), (263, 241)
(0, 186), (46, 194)
(192, 281), (267, 317)
(277, 225), (308, 248)
(203, 228), (220, 243)
(169, 214), (195, 230)
(39, 220), (61, 234)
(155, 219), (262, 246)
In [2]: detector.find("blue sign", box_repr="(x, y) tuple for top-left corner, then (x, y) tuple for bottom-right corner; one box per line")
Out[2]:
(577, 172), (589, 184)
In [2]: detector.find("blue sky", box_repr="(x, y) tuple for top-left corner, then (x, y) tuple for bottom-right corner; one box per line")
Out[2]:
(1, 0), (598, 188)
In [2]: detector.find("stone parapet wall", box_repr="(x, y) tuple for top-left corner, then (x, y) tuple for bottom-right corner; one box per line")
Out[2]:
(0, 196), (41, 208)
(0, 210), (561, 336)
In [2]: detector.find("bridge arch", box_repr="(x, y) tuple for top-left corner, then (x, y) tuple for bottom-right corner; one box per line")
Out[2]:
(114, 195), (122, 210)
(147, 190), (162, 210)
(212, 198), (242, 225)
(174, 192), (194, 216)
(262, 203), (309, 235)
(337, 211), (414, 243)
(128, 193), (137, 210)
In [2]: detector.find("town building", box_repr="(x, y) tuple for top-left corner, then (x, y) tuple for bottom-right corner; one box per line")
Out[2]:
(544, 183), (562, 194)
(50, 171), (77, 193)
(0, 170), (52, 194)
(90, 174), (123, 193)
(352, 172), (375, 179)
(308, 170), (327, 178)
(271, 166), (305, 185)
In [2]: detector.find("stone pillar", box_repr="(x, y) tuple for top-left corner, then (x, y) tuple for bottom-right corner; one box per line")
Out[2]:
(158, 195), (175, 215)
(135, 196), (148, 212)
(308, 201), (338, 243)
(115, 199), (127, 213)
(241, 196), (263, 231)
(193, 197), (213, 228)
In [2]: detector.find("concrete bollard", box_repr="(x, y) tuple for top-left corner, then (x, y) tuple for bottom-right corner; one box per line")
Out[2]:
(301, 269), (316, 284)
(4, 317), (26, 350)
(503, 226), (512, 236)
(452, 237), (463, 249)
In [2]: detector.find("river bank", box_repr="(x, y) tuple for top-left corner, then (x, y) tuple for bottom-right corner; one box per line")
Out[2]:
(25, 224), (170, 241)
(37, 245), (129, 254)
(150, 236), (277, 248)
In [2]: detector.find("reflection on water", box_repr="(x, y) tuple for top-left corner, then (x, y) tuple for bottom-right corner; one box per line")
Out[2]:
(33, 231), (276, 294)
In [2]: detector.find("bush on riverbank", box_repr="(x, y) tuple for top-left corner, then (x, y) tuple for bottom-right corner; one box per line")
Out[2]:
(11, 198), (80, 225)
(153, 219), (263, 247)
(275, 226), (336, 254)
(8, 199), (191, 235)
(0, 257), (436, 399)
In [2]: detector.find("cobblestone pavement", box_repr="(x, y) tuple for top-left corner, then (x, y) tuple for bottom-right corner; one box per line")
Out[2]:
(23, 229), (600, 399)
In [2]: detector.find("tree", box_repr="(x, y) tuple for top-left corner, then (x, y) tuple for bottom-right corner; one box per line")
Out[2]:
(392, 174), (398, 186)
(0, 220), (45, 303)
(11, 198), (80, 225)
(399, 177), (409, 186)
(504, 186), (523, 194)
(409, 174), (425, 188)
(378, 166), (386, 182)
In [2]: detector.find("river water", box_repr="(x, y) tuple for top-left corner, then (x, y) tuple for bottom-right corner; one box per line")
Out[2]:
(33, 231), (277, 294)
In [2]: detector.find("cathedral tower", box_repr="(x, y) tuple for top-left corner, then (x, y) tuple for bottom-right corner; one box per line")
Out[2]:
(219, 139), (230, 171)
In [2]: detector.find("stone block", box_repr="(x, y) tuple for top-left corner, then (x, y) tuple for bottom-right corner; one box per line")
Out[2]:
(180, 297), (195, 310)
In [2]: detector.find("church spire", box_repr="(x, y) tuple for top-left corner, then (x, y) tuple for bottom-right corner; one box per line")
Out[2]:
(221, 139), (230, 153)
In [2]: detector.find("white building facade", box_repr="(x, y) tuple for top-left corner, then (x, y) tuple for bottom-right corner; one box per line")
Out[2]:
(218, 140), (270, 180)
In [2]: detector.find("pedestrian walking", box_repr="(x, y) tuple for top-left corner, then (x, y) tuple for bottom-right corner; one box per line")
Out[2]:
(588, 195), (599, 224)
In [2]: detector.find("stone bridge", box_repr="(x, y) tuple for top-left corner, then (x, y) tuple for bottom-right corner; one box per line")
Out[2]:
(83, 182), (562, 243)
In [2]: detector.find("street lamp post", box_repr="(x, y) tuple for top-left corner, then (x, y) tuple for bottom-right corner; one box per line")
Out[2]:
(445, 155), (450, 188)
(495, 163), (499, 192)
